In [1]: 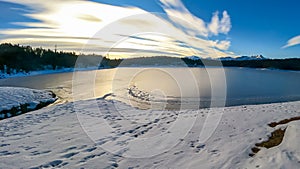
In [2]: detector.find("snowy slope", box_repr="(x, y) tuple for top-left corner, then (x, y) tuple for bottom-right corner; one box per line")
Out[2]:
(0, 87), (56, 119)
(0, 97), (299, 168)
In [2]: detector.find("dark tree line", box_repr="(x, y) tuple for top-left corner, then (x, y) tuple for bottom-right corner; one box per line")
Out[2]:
(0, 43), (125, 74)
(181, 58), (300, 71)
(0, 43), (78, 74)
(1, 43), (299, 74)
(222, 59), (300, 70)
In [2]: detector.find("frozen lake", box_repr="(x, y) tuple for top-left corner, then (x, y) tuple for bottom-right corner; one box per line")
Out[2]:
(0, 67), (299, 109)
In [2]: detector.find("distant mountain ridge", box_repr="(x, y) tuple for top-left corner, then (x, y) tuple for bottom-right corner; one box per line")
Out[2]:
(219, 55), (266, 61)
(185, 55), (266, 61)
(185, 56), (202, 60)
(182, 55), (300, 71)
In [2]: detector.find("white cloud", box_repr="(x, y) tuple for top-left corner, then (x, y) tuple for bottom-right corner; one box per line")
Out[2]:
(160, 0), (231, 37)
(159, 0), (208, 37)
(211, 40), (231, 50)
(220, 11), (231, 34)
(282, 35), (300, 48)
(208, 12), (220, 35)
(0, 0), (236, 58)
(208, 11), (231, 36)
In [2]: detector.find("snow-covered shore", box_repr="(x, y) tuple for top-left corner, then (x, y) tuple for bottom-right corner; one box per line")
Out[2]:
(0, 68), (74, 79)
(0, 87), (56, 119)
(0, 94), (299, 168)
(0, 67), (99, 79)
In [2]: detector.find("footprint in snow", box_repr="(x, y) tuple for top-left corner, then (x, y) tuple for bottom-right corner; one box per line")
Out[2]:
(30, 160), (67, 169)
(60, 146), (77, 153)
(83, 147), (97, 152)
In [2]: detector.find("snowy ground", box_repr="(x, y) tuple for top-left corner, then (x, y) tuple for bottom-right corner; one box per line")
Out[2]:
(0, 95), (299, 168)
(0, 87), (56, 119)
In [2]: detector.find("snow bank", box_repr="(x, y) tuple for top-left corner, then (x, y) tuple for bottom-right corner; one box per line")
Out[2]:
(0, 98), (299, 168)
(0, 87), (56, 119)
(243, 120), (300, 168)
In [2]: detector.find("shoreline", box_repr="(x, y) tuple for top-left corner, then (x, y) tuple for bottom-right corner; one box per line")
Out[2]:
(1, 65), (299, 80)
(0, 67), (99, 79)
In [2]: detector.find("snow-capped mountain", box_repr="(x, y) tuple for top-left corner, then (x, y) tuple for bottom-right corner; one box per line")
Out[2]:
(220, 55), (266, 61)
(185, 56), (201, 60)
(185, 55), (267, 61)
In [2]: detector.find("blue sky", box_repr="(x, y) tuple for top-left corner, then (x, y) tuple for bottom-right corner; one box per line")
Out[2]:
(0, 0), (299, 59)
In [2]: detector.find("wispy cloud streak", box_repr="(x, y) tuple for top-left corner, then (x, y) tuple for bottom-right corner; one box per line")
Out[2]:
(282, 35), (300, 48)
(0, 0), (235, 58)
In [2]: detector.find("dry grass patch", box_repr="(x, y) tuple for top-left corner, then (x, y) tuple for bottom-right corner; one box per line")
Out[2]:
(249, 128), (286, 157)
(268, 116), (300, 127)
